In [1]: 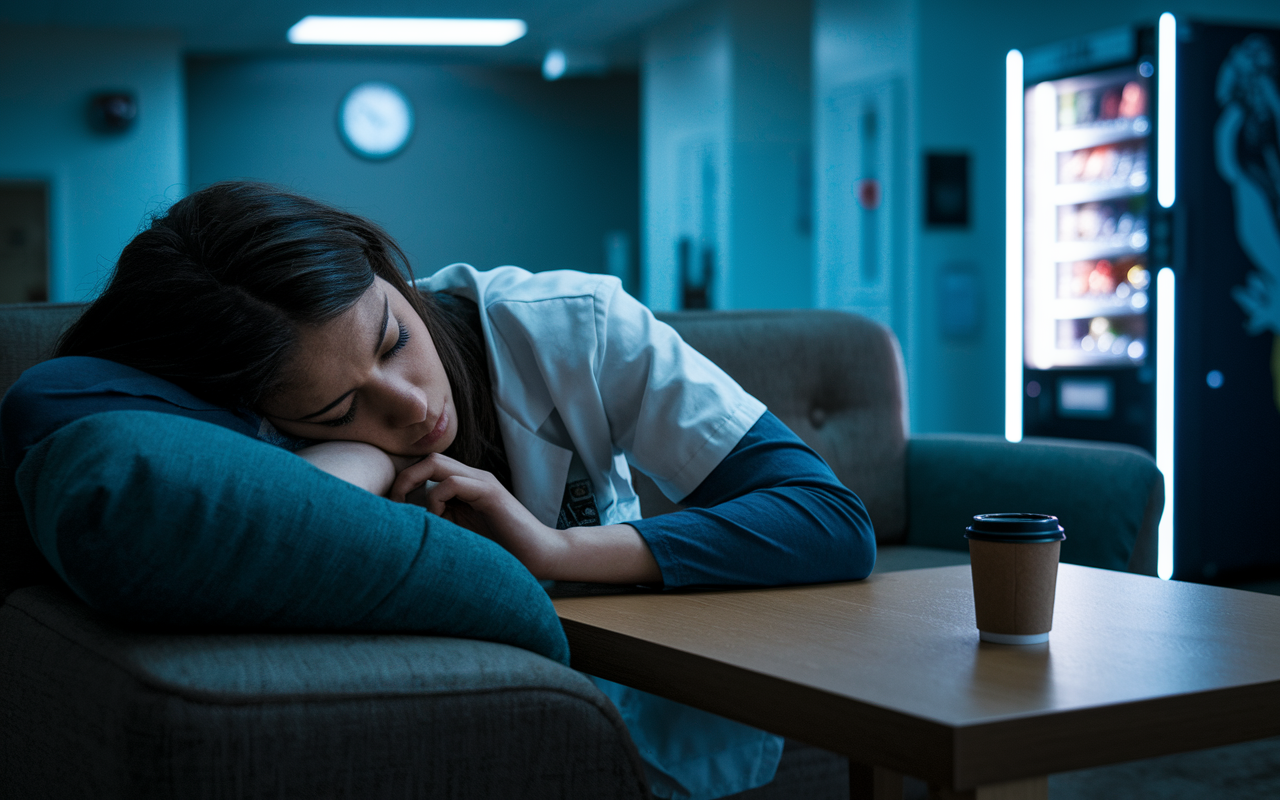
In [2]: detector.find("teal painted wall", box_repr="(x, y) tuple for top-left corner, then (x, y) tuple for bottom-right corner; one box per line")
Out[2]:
(641, 0), (812, 312)
(0, 26), (185, 301)
(187, 56), (639, 280)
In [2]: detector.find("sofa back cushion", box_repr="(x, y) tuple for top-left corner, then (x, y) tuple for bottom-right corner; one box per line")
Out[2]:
(649, 310), (908, 545)
(1, 303), (84, 599)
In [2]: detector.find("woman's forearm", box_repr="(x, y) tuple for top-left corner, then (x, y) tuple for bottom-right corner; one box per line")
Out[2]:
(630, 412), (876, 587)
(544, 524), (662, 584)
(296, 441), (398, 496)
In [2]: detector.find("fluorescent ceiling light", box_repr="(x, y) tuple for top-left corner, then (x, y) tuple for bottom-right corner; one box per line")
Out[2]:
(288, 16), (527, 46)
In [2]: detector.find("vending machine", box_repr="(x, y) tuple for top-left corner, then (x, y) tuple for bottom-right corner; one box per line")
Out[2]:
(1009, 19), (1280, 582)
(1015, 26), (1157, 455)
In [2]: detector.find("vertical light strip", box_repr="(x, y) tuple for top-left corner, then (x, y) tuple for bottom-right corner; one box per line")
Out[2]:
(1157, 13), (1177, 208)
(1005, 49), (1025, 443)
(1030, 82), (1058, 371)
(1156, 266), (1176, 579)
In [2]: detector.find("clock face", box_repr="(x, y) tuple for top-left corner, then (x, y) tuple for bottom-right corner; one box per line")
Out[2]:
(339, 82), (414, 159)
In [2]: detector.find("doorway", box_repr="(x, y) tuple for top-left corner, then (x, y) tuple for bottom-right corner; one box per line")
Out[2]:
(0, 182), (49, 303)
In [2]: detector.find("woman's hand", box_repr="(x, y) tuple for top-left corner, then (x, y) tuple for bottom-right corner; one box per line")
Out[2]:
(390, 454), (565, 576)
(389, 454), (662, 584)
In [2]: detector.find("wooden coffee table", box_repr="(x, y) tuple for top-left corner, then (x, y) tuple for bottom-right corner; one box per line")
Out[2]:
(553, 564), (1280, 799)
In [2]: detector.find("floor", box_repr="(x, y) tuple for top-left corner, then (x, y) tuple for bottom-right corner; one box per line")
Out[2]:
(1045, 737), (1280, 799)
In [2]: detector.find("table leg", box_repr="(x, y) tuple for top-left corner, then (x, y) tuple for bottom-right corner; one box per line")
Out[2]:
(849, 761), (904, 800)
(928, 776), (1048, 800)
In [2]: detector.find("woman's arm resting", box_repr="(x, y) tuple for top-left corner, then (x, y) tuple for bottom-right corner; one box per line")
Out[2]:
(630, 412), (877, 587)
(295, 441), (400, 496)
(549, 524), (662, 584)
(388, 454), (661, 583)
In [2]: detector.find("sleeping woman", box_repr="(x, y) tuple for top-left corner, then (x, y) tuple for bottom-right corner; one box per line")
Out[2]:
(1, 182), (875, 800)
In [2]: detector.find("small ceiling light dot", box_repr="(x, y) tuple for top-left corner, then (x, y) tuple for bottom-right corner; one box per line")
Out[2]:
(543, 49), (567, 81)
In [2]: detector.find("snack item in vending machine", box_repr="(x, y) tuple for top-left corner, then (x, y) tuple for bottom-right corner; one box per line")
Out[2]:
(1075, 89), (1097, 126)
(1059, 142), (1148, 186)
(1089, 260), (1117, 293)
(1119, 81), (1146, 118)
(1058, 199), (1148, 244)
(1059, 92), (1077, 128)
(1100, 86), (1122, 120)
(1057, 256), (1150, 300)
(1061, 315), (1147, 358)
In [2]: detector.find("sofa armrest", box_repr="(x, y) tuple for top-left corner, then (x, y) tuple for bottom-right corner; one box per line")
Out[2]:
(905, 434), (1164, 575)
(1, 584), (649, 799)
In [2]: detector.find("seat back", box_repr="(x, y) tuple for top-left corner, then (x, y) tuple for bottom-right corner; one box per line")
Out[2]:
(0, 303), (914, 600)
(638, 310), (909, 545)
(0, 303), (86, 599)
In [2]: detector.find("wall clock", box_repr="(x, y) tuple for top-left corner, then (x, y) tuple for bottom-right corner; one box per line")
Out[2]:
(339, 82), (414, 160)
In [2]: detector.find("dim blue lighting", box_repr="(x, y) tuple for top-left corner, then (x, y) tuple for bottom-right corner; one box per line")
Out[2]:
(1206, 370), (1224, 389)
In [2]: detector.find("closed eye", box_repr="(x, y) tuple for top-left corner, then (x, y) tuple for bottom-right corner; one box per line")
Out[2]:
(383, 321), (409, 359)
(318, 397), (358, 427)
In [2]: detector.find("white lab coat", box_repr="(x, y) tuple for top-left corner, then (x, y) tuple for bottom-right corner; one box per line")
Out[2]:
(421, 264), (766, 524)
(418, 265), (782, 800)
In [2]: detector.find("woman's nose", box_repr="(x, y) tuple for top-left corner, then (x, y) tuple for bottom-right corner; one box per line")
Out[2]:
(381, 381), (430, 427)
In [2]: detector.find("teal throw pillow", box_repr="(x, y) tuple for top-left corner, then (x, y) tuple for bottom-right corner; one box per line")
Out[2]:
(14, 410), (569, 665)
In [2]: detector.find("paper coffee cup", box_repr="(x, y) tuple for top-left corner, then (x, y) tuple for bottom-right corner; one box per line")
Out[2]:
(965, 513), (1066, 645)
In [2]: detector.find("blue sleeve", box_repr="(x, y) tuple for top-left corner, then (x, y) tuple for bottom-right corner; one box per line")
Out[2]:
(1, 356), (263, 470)
(629, 411), (876, 587)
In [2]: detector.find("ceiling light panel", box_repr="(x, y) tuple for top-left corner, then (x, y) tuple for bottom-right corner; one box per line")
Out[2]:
(287, 16), (528, 46)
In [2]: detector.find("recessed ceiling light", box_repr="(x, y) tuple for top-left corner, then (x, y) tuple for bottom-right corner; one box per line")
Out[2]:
(287, 16), (527, 46)
(542, 49), (567, 81)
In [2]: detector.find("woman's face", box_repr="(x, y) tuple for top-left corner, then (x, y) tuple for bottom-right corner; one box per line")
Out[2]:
(263, 276), (458, 457)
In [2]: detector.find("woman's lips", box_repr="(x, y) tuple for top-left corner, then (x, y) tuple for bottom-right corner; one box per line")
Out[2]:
(414, 406), (449, 450)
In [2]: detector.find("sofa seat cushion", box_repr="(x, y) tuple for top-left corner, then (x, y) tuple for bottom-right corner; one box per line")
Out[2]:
(872, 545), (971, 574)
(0, 584), (648, 800)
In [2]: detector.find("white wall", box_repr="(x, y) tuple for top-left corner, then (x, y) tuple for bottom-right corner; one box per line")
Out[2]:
(0, 26), (185, 302)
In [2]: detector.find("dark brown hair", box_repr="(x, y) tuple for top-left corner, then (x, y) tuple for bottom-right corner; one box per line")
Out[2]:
(56, 181), (508, 484)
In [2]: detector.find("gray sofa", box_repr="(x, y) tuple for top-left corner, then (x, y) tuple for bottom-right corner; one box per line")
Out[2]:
(0, 302), (1163, 799)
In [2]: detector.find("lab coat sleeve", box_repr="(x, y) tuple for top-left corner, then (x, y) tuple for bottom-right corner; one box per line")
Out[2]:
(629, 411), (876, 587)
(594, 282), (765, 503)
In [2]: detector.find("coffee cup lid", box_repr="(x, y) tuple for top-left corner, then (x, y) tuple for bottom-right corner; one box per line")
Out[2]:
(964, 513), (1065, 544)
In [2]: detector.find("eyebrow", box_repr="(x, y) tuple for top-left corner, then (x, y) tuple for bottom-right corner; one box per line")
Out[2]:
(291, 294), (391, 422)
